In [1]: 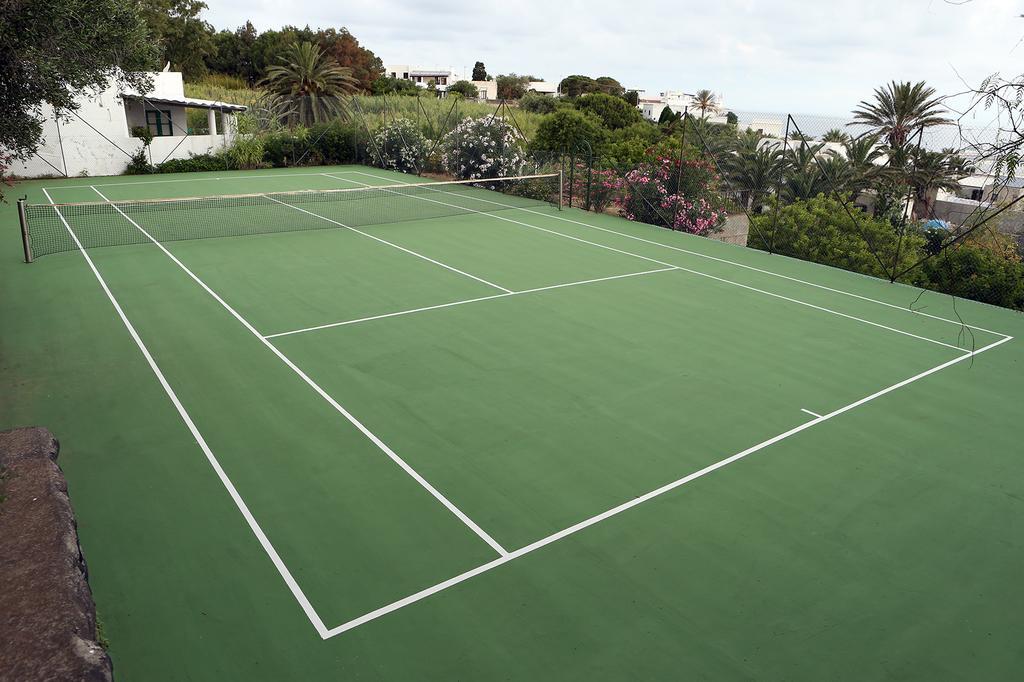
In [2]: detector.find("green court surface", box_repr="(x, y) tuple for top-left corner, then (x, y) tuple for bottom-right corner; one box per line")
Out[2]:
(2, 164), (1023, 680)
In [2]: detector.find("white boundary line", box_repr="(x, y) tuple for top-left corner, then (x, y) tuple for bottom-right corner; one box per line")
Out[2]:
(321, 333), (1013, 637)
(347, 169), (1013, 340)
(262, 195), (511, 293)
(89, 185), (509, 560)
(54, 170), (1016, 640)
(800, 408), (823, 419)
(41, 188), (332, 638)
(44, 170), (355, 190)
(265, 267), (678, 339)
(322, 174), (971, 354)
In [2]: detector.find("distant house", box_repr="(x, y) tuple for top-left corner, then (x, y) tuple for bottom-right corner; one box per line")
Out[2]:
(8, 69), (245, 178)
(638, 90), (729, 124)
(527, 82), (559, 97)
(385, 64), (458, 89)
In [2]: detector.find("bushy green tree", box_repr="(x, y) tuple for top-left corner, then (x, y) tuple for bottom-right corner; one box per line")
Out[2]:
(447, 81), (479, 98)
(496, 74), (531, 99)
(919, 244), (1024, 310)
(532, 109), (606, 154)
(749, 195), (922, 279)
(139, 0), (214, 79)
(519, 92), (559, 114)
(558, 75), (596, 98)
(371, 76), (421, 96)
(472, 61), (488, 81)
(575, 92), (642, 130)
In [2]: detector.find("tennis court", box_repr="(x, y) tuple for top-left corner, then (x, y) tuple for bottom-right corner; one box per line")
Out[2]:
(4, 164), (1023, 679)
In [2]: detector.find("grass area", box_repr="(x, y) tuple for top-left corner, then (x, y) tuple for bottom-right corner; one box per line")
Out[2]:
(2, 164), (1022, 680)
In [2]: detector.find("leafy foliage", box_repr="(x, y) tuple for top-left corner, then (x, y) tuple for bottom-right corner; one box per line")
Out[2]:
(617, 155), (727, 235)
(519, 92), (559, 114)
(447, 81), (479, 98)
(372, 118), (427, 173)
(441, 117), (527, 179)
(532, 109), (606, 155)
(749, 196), (923, 279)
(472, 62), (488, 81)
(139, 0), (213, 79)
(0, 0), (156, 162)
(495, 74), (531, 100)
(575, 93), (643, 130)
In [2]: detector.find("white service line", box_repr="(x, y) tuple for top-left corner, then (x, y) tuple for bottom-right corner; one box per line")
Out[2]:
(265, 266), (679, 339)
(322, 332), (1013, 638)
(324, 174), (971, 355)
(42, 188), (331, 639)
(347, 169), (1013, 340)
(89, 185), (509, 559)
(262, 195), (512, 294)
(800, 408), (823, 419)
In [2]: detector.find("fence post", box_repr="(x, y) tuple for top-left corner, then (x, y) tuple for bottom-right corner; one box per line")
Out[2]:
(558, 169), (564, 210)
(18, 198), (32, 263)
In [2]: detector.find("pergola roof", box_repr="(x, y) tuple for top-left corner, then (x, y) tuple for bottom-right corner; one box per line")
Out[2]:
(122, 94), (247, 112)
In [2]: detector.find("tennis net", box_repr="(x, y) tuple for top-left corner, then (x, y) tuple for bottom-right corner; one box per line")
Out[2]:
(19, 173), (562, 261)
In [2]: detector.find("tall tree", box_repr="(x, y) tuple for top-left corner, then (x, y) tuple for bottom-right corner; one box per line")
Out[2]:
(138, 0), (214, 80)
(206, 22), (259, 82)
(0, 0), (156, 192)
(259, 41), (358, 126)
(692, 89), (719, 119)
(316, 28), (384, 92)
(472, 61), (488, 81)
(851, 81), (951, 148)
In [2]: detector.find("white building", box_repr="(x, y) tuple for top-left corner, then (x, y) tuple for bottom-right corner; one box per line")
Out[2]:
(385, 64), (558, 101)
(639, 90), (729, 123)
(8, 69), (245, 179)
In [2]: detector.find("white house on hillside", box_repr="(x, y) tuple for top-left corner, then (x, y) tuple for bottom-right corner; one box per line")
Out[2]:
(639, 90), (729, 123)
(385, 63), (559, 101)
(9, 69), (245, 178)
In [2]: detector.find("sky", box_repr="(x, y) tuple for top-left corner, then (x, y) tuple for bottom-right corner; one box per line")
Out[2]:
(202, 0), (1024, 119)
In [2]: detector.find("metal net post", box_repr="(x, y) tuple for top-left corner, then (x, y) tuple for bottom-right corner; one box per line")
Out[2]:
(18, 198), (32, 263)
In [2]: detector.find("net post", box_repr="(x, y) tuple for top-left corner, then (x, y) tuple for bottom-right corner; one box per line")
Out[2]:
(558, 169), (564, 210)
(17, 198), (32, 263)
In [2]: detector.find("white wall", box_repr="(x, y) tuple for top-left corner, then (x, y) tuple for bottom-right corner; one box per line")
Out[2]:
(7, 71), (239, 179)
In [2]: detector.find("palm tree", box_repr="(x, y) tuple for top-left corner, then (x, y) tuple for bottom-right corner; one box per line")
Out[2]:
(821, 128), (849, 143)
(907, 148), (973, 219)
(724, 131), (784, 210)
(259, 42), (358, 126)
(692, 89), (719, 119)
(840, 133), (886, 196)
(851, 81), (951, 148)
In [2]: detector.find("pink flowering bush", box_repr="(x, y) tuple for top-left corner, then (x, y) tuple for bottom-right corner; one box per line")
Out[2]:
(614, 155), (727, 235)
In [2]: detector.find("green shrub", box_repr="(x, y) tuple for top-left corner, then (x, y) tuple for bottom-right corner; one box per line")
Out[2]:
(155, 153), (226, 174)
(575, 92), (642, 130)
(440, 116), (527, 179)
(125, 148), (154, 174)
(749, 195), (924, 279)
(519, 92), (558, 114)
(372, 118), (427, 173)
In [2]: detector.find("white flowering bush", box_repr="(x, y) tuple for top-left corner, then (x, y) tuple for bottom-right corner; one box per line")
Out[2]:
(373, 118), (427, 173)
(440, 116), (526, 179)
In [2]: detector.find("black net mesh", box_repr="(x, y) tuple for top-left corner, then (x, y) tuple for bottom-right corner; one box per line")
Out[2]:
(25, 174), (561, 259)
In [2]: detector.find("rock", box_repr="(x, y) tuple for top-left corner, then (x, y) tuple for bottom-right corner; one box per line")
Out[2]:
(0, 427), (113, 682)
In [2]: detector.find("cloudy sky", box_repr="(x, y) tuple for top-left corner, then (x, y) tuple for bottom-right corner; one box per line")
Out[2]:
(204, 0), (1023, 118)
